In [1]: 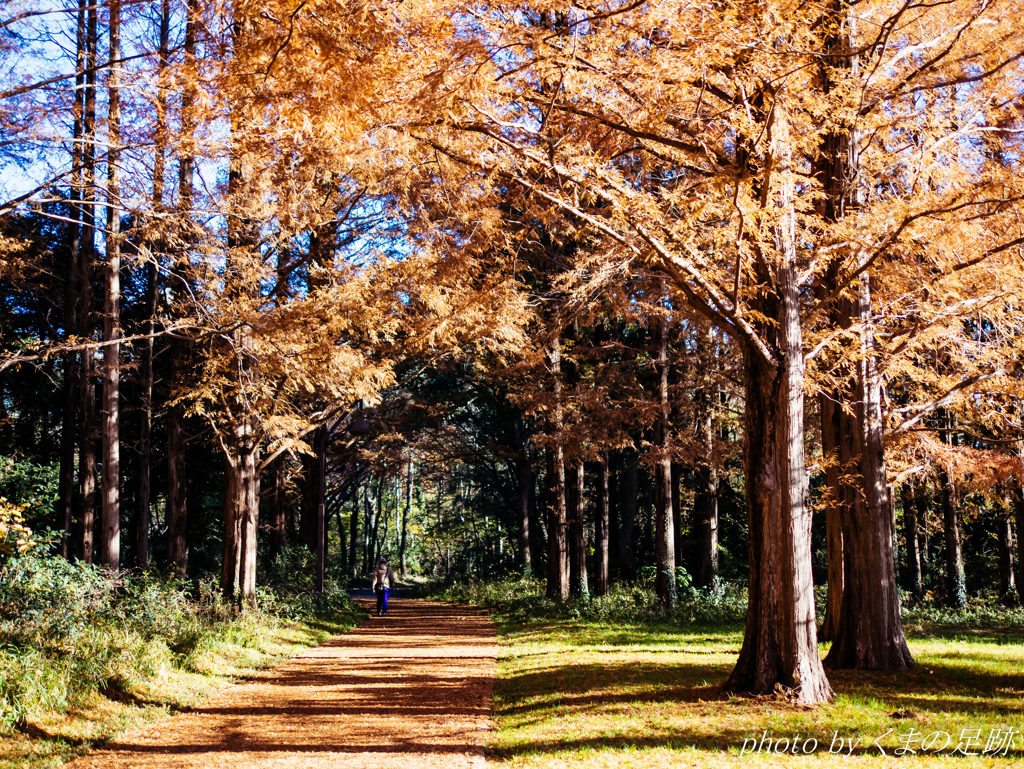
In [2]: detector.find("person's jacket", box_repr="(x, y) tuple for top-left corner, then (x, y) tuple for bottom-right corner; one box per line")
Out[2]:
(372, 564), (395, 590)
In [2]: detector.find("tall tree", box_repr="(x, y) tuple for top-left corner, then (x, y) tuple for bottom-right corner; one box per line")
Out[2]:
(99, 0), (123, 571)
(652, 291), (676, 609)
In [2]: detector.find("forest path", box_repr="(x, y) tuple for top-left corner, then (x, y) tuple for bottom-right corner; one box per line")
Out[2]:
(67, 599), (495, 769)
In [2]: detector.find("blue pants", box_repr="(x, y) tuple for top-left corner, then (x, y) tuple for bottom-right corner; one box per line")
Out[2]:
(375, 587), (389, 616)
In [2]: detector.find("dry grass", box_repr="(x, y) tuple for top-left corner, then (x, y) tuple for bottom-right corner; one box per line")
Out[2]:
(489, 621), (1024, 767)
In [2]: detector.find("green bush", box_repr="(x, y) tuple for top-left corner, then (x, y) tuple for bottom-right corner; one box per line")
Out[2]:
(0, 547), (364, 734)
(439, 575), (748, 626)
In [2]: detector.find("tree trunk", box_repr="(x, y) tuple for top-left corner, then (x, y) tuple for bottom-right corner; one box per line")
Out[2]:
(371, 477), (383, 561)
(653, 295), (676, 609)
(268, 456), (287, 562)
(164, 0), (195, 582)
(594, 454), (610, 596)
(1013, 484), (1024, 607)
(99, 0), (122, 571)
(58, 0), (87, 560)
(824, 277), (912, 670)
(166, 403), (188, 577)
(134, 258), (156, 570)
(314, 427), (326, 594)
(694, 386), (719, 590)
(58, 349), (79, 560)
(136, 0), (171, 571)
(817, 390), (843, 642)
(300, 451), (318, 551)
(671, 461), (684, 571)
(78, 359), (97, 563)
(401, 457), (412, 575)
(997, 510), (1015, 602)
(221, 11), (262, 604)
(528, 462), (543, 575)
(915, 482), (930, 584)
(75, 0), (99, 566)
(618, 456), (638, 583)
(726, 96), (833, 704)
(546, 336), (569, 600)
(516, 450), (533, 573)
(349, 486), (359, 578)
(900, 483), (923, 601)
(939, 467), (966, 609)
(221, 421), (259, 605)
(566, 460), (587, 595)
(727, 297), (832, 702)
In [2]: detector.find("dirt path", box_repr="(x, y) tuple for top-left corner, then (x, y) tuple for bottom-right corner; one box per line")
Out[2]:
(68, 599), (495, 769)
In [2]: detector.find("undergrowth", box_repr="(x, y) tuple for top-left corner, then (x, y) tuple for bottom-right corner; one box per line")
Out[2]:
(0, 546), (366, 736)
(439, 571), (748, 626)
(440, 574), (1024, 631)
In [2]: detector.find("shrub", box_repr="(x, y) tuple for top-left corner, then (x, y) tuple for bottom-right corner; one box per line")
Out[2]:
(0, 546), (365, 733)
(439, 575), (748, 626)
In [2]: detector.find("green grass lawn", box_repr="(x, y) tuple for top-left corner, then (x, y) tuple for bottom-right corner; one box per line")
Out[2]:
(489, 621), (1024, 767)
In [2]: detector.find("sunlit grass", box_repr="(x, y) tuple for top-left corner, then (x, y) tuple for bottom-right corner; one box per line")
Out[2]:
(489, 620), (1024, 767)
(0, 616), (361, 769)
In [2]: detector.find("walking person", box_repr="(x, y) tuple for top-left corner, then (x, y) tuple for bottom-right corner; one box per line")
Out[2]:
(373, 557), (396, 616)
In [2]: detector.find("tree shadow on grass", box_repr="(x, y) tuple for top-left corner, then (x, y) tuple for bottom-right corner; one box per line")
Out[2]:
(496, 650), (1024, 758)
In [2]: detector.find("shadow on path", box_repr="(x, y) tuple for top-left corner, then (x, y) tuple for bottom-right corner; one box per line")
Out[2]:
(67, 598), (496, 769)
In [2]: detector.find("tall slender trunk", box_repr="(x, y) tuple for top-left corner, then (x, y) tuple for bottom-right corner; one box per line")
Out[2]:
(594, 454), (610, 596)
(528, 457), (542, 575)
(900, 483), (923, 601)
(671, 461), (684, 570)
(939, 466), (966, 609)
(546, 336), (569, 599)
(653, 295), (676, 609)
(1013, 484), (1024, 607)
(349, 485), (359, 578)
(817, 390), (843, 642)
(371, 477), (383, 561)
(268, 456), (287, 562)
(100, 0), (123, 571)
(58, 0), (88, 559)
(166, 403), (188, 577)
(134, 257), (156, 570)
(136, 0), (171, 571)
(78, 365), (97, 563)
(569, 460), (588, 595)
(997, 508), (1015, 601)
(362, 481), (374, 573)
(694, 383), (719, 589)
(58, 347), (79, 560)
(76, 0), (99, 565)
(314, 427), (327, 594)
(400, 457), (412, 575)
(516, 449), (533, 573)
(915, 482), (930, 584)
(165, 0), (196, 581)
(618, 456), (638, 582)
(219, 5), (264, 605)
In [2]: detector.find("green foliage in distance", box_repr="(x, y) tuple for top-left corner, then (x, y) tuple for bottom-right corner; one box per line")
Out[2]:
(437, 575), (748, 626)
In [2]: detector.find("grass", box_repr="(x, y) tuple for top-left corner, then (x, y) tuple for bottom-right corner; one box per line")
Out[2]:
(484, 609), (1024, 766)
(0, 614), (362, 769)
